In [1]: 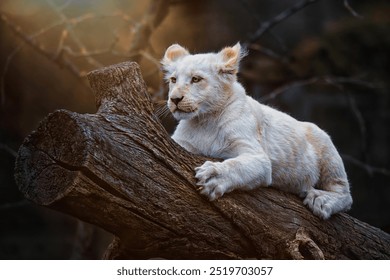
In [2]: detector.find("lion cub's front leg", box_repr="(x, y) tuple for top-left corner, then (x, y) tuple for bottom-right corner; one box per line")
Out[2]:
(195, 153), (272, 201)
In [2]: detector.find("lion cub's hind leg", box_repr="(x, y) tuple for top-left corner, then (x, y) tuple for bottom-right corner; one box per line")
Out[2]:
(303, 124), (353, 219)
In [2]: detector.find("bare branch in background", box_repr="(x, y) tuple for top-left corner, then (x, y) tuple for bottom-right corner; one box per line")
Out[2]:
(342, 154), (390, 178)
(46, 0), (102, 68)
(246, 0), (319, 45)
(59, 32), (121, 59)
(1, 44), (23, 106)
(248, 43), (291, 64)
(0, 143), (18, 158)
(240, 0), (321, 64)
(0, 0), (170, 106)
(126, 0), (169, 58)
(57, 0), (74, 11)
(344, 0), (364, 19)
(124, 0), (169, 97)
(260, 75), (379, 102)
(239, 0), (289, 55)
(0, 200), (29, 210)
(260, 77), (318, 102)
(345, 92), (368, 160)
(0, 13), (84, 78)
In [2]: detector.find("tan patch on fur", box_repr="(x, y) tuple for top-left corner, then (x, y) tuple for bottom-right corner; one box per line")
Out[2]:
(167, 49), (184, 60)
(305, 124), (321, 155)
(305, 124), (348, 191)
(220, 45), (240, 71)
(164, 44), (189, 62)
(222, 47), (236, 61)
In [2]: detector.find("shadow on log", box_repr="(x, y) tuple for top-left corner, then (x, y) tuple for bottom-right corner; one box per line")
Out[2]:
(15, 61), (390, 259)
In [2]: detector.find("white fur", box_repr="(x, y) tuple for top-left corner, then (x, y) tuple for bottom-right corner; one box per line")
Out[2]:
(161, 43), (352, 219)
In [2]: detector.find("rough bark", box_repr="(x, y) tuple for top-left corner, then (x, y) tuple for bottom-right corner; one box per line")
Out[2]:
(15, 61), (390, 259)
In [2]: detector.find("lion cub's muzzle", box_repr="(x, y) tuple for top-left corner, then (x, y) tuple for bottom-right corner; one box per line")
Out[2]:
(168, 96), (198, 114)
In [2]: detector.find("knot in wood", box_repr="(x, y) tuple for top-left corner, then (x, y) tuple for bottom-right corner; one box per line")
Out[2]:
(287, 227), (325, 260)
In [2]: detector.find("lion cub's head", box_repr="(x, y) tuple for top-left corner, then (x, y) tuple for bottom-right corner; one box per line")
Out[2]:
(161, 43), (245, 120)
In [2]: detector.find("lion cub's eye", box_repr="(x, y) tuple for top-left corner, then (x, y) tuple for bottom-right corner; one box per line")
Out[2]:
(191, 76), (203, 83)
(170, 77), (177, 83)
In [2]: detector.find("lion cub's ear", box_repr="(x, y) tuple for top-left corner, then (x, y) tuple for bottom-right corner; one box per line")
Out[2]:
(218, 42), (246, 75)
(162, 44), (190, 65)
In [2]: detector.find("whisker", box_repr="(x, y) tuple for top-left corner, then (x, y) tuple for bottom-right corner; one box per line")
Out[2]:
(154, 101), (171, 119)
(160, 107), (171, 119)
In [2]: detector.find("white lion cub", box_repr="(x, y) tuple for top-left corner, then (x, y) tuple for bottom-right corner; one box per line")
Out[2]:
(161, 43), (352, 219)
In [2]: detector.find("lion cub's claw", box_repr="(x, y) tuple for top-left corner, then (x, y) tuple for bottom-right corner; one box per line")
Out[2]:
(195, 161), (228, 201)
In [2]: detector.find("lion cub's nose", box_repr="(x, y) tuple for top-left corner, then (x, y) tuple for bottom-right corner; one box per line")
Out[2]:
(171, 96), (184, 106)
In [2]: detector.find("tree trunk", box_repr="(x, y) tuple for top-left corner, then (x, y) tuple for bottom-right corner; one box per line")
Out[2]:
(14, 61), (390, 259)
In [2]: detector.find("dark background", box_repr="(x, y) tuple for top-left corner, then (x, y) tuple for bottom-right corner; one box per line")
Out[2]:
(0, 0), (389, 259)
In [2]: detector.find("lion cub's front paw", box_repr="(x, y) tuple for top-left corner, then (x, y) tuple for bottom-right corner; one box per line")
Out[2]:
(195, 161), (230, 201)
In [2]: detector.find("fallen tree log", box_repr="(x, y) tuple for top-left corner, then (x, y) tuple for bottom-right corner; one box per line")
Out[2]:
(15, 61), (390, 259)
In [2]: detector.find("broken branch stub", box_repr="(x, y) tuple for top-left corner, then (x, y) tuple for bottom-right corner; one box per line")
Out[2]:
(88, 61), (154, 116)
(15, 61), (390, 259)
